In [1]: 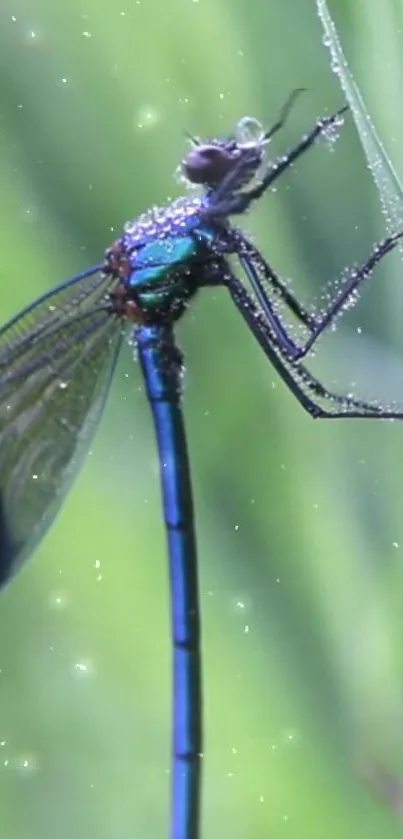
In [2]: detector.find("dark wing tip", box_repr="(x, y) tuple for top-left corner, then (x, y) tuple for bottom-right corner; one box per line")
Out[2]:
(0, 492), (21, 588)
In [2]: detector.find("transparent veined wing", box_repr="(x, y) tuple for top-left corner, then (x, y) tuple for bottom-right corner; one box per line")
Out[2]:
(0, 265), (106, 371)
(0, 267), (125, 584)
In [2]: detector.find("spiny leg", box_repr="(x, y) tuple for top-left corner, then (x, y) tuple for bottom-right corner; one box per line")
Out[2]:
(293, 232), (403, 359)
(231, 229), (315, 328)
(237, 249), (301, 356)
(233, 230), (403, 362)
(225, 271), (403, 420)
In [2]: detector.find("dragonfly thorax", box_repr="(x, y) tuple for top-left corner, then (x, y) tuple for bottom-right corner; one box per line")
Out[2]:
(122, 195), (205, 251)
(105, 194), (225, 324)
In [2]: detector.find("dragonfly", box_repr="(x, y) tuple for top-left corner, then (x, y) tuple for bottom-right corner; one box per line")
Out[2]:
(1, 88), (403, 839)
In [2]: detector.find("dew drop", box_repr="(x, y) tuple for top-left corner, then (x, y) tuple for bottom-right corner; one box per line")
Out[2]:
(282, 727), (299, 745)
(135, 106), (159, 130)
(235, 116), (265, 147)
(15, 753), (39, 776)
(48, 590), (68, 610)
(73, 659), (94, 678)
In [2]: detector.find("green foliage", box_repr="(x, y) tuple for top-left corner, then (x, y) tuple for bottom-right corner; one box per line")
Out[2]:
(1, 0), (403, 836)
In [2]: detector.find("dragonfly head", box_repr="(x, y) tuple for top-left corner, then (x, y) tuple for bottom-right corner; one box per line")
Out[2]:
(179, 117), (269, 190)
(179, 90), (307, 194)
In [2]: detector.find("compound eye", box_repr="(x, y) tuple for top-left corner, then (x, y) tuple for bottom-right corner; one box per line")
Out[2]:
(181, 144), (239, 185)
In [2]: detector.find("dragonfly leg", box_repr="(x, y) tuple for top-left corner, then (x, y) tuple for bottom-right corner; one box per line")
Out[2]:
(234, 231), (403, 360)
(292, 232), (403, 359)
(226, 270), (403, 420)
(232, 230), (315, 329)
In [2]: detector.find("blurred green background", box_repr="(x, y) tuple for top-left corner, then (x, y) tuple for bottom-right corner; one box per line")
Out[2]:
(2, 0), (403, 837)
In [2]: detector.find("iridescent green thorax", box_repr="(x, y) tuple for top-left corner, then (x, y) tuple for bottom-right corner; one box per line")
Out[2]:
(115, 195), (223, 320)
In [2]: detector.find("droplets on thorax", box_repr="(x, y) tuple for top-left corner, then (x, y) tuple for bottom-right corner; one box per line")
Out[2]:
(123, 195), (204, 247)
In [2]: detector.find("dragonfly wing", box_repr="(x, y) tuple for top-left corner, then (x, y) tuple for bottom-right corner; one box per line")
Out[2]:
(0, 265), (107, 371)
(0, 269), (124, 584)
